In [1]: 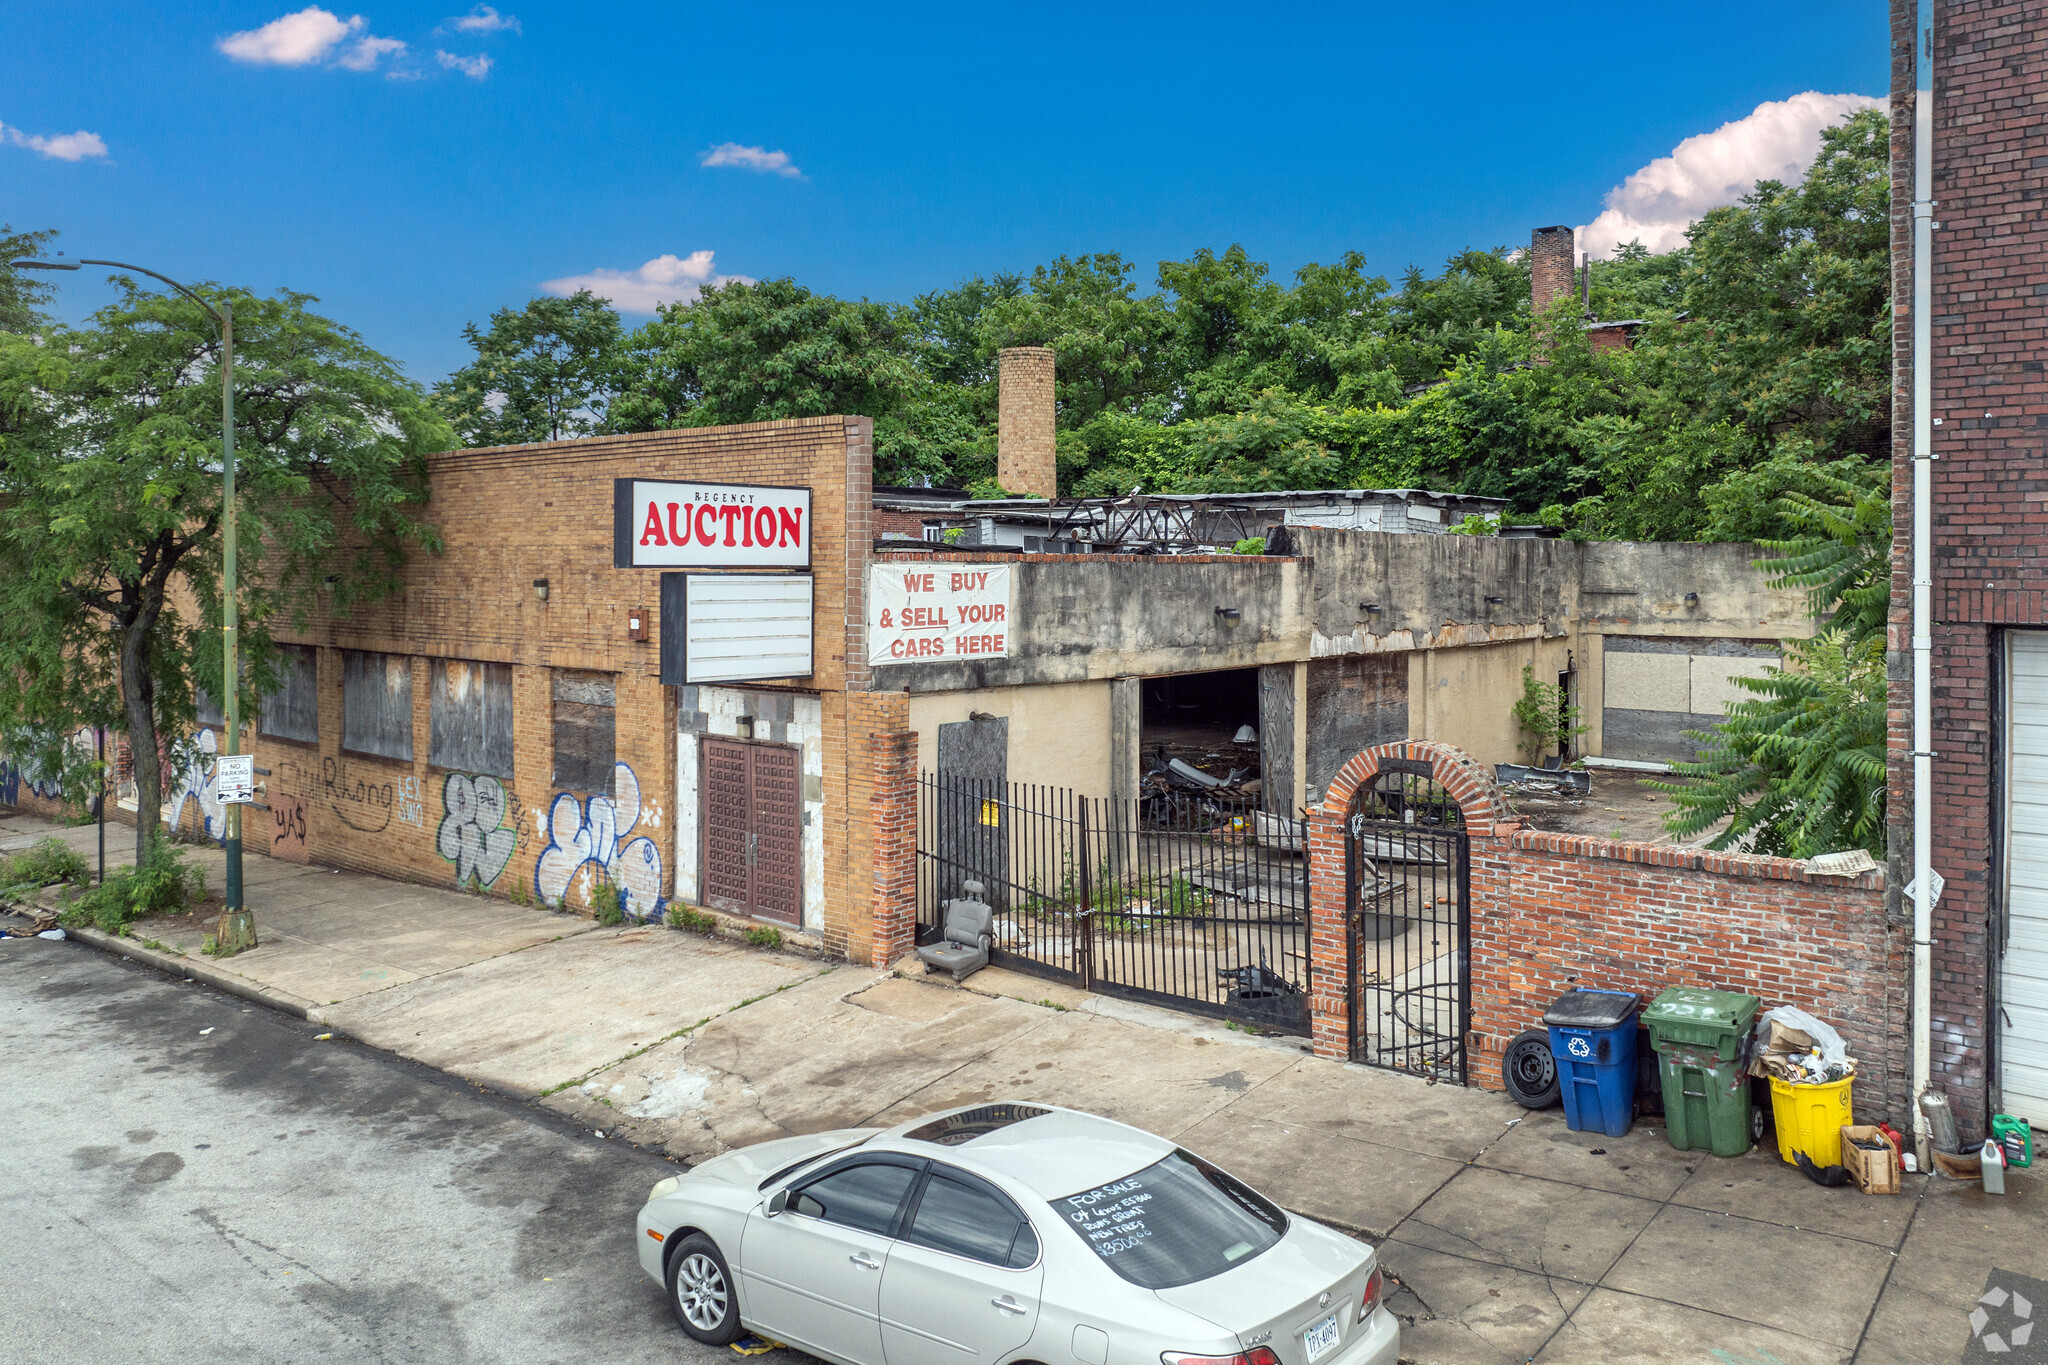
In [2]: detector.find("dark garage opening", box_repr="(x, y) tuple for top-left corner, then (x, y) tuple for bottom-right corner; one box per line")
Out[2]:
(1142, 668), (1262, 797)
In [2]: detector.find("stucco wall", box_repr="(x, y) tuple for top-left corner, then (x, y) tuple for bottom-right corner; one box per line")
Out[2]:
(674, 686), (827, 935)
(907, 681), (1114, 796)
(871, 553), (1311, 692)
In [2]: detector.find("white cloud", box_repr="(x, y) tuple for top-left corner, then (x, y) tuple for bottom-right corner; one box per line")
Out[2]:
(1576, 91), (1884, 257)
(436, 50), (493, 79)
(449, 5), (520, 34)
(219, 7), (361, 65)
(3, 123), (110, 161)
(541, 251), (752, 314)
(337, 35), (407, 71)
(700, 142), (802, 178)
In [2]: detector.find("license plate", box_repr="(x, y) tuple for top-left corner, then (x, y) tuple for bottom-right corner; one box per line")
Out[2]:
(1303, 1312), (1341, 1362)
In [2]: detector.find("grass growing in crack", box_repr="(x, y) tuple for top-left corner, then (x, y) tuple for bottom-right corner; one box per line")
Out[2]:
(1034, 998), (1070, 1012)
(745, 926), (782, 949)
(533, 970), (830, 1100)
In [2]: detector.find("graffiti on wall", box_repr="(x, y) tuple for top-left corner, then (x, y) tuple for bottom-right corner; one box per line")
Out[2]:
(322, 756), (396, 833)
(271, 794), (309, 862)
(534, 761), (665, 919)
(437, 773), (519, 889)
(395, 775), (425, 828)
(2, 726), (96, 809)
(167, 729), (226, 843)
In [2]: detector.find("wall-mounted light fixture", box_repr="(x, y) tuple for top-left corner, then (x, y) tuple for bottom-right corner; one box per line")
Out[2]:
(1485, 595), (1505, 605)
(533, 578), (550, 604)
(627, 606), (648, 641)
(1215, 606), (1241, 622)
(320, 574), (338, 594)
(736, 715), (755, 741)
(1360, 602), (1382, 615)
(1683, 592), (1700, 605)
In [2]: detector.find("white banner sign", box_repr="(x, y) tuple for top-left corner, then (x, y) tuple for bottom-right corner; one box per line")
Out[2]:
(868, 564), (1013, 666)
(614, 479), (811, 568)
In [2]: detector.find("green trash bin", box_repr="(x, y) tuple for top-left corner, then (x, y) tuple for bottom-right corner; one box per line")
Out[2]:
(1643, 987), (1761, 1157)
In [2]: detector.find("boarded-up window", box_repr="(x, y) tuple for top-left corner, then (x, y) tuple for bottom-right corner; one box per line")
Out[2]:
(195, 685), (224, 727)
(430, 659), (513, 777)
(259, 645), (320, 744)
(552, 670), (615, 794)
(342, 650), (414, 761)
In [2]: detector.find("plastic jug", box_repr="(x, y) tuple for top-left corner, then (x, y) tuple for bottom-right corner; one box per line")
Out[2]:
(1991, 1114), (2033, 1169)
(1982, 1138), (2007, 1195)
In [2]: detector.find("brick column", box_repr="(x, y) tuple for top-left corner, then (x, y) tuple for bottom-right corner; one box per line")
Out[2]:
(850, 689), (917, 966)
(998, 347), (1057, 498)
(1529, 226), (1576, 315)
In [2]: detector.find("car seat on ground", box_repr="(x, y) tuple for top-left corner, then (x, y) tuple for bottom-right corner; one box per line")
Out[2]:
(918, 882), (993, 982)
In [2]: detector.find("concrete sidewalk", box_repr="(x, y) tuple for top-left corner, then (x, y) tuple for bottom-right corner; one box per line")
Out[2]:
(5, 812), (2036, 1364)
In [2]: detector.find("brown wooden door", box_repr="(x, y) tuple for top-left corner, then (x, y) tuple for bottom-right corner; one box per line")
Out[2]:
(699, 738), (803, 926)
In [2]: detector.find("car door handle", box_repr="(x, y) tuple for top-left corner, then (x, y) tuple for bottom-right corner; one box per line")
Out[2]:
(991, 1297), (1027, 1315)
(849, 1253), (881, 1270)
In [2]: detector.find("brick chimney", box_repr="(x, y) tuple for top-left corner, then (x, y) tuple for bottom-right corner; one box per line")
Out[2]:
(1529, 225), (1576, 316)
(997, 346), (1057, 499)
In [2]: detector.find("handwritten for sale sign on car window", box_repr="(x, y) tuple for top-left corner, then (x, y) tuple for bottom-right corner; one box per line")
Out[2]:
(1062, 1177), (1155, 1256)
(867, 564), (1014, 666)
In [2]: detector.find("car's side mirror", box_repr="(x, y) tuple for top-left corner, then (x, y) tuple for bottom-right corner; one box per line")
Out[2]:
(766, 1187), (790, 1217)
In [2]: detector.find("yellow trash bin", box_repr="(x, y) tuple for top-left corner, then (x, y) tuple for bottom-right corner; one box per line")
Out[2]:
(1769, 1075), (1854, 1167)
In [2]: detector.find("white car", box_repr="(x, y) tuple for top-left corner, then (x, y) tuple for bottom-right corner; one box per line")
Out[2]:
(635, 1102), (1399, 1365)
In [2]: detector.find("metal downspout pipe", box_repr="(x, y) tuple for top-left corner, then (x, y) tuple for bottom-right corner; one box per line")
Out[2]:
(1910, 0), (1937, 1168)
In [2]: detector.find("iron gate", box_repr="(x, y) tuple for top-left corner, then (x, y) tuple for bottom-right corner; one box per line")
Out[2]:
(916, 773), (1312, 1034)
(1344, 769), (1471, 1082)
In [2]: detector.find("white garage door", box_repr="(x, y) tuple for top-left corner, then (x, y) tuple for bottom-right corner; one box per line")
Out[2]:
(2002, 634), (2048, 1127)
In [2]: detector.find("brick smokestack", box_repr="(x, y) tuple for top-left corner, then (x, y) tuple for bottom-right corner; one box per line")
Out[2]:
(997, 346), (1057, 499)
(1529, 225), (1577, 316)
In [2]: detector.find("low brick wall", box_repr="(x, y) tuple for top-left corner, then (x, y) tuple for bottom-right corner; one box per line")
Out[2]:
(1478, 831), (1905, 1122)
(1309, 742), (1910, 1125)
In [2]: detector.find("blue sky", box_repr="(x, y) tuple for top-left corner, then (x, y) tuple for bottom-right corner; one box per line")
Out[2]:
(4, 2), (1888, 385)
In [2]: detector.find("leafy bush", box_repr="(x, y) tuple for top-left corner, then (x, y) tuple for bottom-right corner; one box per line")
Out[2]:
(589, 879), (626, 926)
(745, 926), (782, 949)
(1231, 537), (1266, 556)
(667, 905), (716, 933)
(0, 837), (89, 895)
(62, 836), (205, 934)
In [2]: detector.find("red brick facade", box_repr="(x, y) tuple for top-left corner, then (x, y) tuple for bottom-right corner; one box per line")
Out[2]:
(1308, 742), (1908, 1121)
(1887, 0), (2048, 1140)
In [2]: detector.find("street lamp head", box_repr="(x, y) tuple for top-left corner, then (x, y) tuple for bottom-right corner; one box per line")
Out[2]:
(9, 259), (81, 271)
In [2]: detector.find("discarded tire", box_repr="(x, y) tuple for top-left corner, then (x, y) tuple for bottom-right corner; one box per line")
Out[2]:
(1503, 1028), (1560, 1109)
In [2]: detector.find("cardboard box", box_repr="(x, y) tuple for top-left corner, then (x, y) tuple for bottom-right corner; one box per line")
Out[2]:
(1840, 1125), (1900, 1195)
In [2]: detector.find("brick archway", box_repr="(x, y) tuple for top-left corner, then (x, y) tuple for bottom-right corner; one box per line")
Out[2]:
(1303, 741), (1512, 1060)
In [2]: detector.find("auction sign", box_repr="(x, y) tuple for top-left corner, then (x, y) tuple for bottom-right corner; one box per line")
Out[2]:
(614, 479), (812, 569)
(867, 563), (1013, 666)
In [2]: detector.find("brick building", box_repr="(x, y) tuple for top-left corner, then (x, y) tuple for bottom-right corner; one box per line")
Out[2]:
(1889, 0), (2048, 1141)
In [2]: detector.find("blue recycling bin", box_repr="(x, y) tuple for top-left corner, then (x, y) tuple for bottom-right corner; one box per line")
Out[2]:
(1543, 989), (1639, 1138)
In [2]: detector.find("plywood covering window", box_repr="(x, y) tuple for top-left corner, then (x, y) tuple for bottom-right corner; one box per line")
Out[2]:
(259, 645), (320, 744)
(552, 670), (615, 794)
(342, 650), (414, 761)
(429, 659), (512, 777)
(194, 686), (224, 727)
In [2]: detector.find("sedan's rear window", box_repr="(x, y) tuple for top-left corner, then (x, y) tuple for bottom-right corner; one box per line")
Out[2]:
(1055, 1150), (1287, 1289)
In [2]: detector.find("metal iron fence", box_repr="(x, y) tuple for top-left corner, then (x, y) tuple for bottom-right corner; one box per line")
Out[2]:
(916, 772), (1314, 1034)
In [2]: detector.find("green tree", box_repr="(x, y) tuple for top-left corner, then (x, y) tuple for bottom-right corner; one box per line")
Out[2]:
(436, 290), (623, 446)
(1659, 466), (1891, 857)
(610, 278), (917, 436)
(0, 225), (59, 333)
(0, 280), (445, 860)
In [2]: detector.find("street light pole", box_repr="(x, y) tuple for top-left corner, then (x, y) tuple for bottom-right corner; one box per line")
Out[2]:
(9, 257), (252, 950)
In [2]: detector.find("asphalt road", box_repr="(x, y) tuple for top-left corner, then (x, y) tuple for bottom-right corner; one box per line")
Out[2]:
(0, 933), (729, 1365)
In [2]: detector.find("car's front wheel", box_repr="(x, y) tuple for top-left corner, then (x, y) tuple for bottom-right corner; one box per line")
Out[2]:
(666, 1233), (743, 1345)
